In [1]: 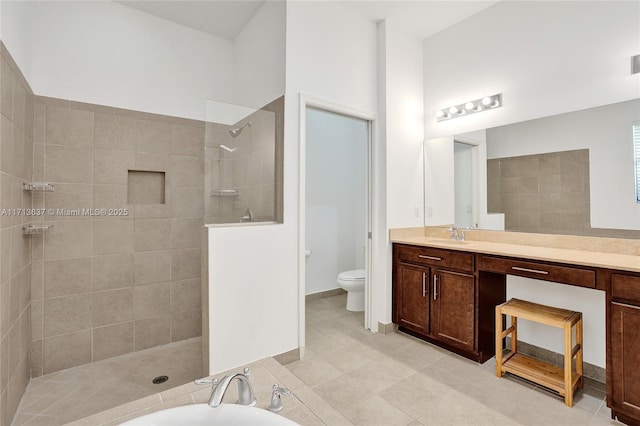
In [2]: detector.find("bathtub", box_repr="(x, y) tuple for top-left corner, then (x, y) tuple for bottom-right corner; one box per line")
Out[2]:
(119, 403), (300, 425)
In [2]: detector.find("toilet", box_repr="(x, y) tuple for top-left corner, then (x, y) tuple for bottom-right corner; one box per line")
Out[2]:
(337, 269), (365, 312)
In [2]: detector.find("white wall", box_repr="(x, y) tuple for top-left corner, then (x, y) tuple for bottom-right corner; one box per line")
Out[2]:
(234, 1), (286, 108)
(424, 136), (454, 226)
(0, 1), (32, 74)
(487, 99), (640, 231)
(208, 224), (298, 373)
(378, 21), (425, 324)
(421, 1), (640, 368)
(423, 1), (640, 138)
(305, 108), (367, 295)
(3, 0), (235, 121)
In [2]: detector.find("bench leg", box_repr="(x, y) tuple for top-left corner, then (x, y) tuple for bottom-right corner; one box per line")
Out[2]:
(564, 322), (573, 407)
(576, 316), (584, 390)
(496, 306), (503, 378)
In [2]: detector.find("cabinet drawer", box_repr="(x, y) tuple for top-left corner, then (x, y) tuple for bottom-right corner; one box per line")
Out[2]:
(612, 274), (640, 304)
(480, 256), (596, 288)
(397, 245), (474, 273)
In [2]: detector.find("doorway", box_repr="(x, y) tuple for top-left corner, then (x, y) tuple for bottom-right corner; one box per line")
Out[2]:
(298, 97), (374, 354)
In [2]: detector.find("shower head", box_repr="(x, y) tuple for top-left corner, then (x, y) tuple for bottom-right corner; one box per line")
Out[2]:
(229, 122), (252, 137)
(218, 144), (237, 153)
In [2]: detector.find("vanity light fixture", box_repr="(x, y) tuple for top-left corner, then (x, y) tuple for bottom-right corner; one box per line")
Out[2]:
(436, 93), (503, 122)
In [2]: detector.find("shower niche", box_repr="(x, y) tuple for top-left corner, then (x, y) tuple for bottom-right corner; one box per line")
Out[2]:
(205, 96), (283, 224)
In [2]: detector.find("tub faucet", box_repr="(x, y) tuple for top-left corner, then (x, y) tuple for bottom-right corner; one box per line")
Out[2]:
(208, 367), (257, 408)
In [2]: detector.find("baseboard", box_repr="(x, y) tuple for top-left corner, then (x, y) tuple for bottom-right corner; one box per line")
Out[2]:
(305, 288), (346, 302)
(274, 348), (300, 365)
(377, 322), (398, 335)
(506, 338), (605, 384)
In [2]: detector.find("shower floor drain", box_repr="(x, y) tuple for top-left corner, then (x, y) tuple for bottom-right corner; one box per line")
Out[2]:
(152, 375), (169, 384)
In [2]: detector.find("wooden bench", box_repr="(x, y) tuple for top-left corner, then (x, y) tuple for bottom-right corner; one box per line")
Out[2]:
(495, 298), (583, 407)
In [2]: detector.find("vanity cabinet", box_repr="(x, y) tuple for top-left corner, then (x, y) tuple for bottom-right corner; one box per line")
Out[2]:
(393, 244), (504, 362)
(609, 273), (640, 424)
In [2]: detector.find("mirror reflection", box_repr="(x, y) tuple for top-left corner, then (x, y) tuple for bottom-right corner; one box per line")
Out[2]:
(428, 98), (640, 238)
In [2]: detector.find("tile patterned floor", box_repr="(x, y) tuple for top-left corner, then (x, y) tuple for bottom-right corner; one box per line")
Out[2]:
(11, 337), (202, 426)
(285, 293), (622, 426)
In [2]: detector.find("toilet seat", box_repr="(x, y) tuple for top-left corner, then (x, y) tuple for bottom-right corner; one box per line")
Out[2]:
(338, 269), (365, 281)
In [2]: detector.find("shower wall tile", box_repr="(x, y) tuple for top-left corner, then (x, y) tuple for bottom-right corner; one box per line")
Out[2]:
(171, 123), (205, 156)
(92, 322), (134, 362)
(171, 155), (203, 187)
(29, 94), (204, 381)
(43, 257), (92, 298)
(44, 104), (94, 147)
(93, 253), (134, 291)
(170, 279), (201, 312)
(43, 294), (92, 337)
(135, 119), (172, 153)
(171, 309), (201, 342)
(43, 330), (91, 374)
(92, 288), (133, 327)
(134, 316), (170, 351)
(170, 218), (202, 249)
(94, 148), (135, 184)
(133, 251), (171, 285)
(44, 145), (93, 183)
(133, 219), (171, 252)
(43, 221), (92, 260)
(171, 248), (201, 281)
(92, 219), (134, 255)
(134, 283), (170, 320)
(94, 113), (137, 151)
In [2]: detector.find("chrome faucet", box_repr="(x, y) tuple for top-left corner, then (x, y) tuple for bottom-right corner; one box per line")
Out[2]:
(448, 226), (465, 241)
(207, 367), (257, 408)
(240, 208), (253, 222)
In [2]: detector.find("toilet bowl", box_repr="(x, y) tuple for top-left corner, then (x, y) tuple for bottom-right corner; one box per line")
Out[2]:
(337, 269), (365, 312)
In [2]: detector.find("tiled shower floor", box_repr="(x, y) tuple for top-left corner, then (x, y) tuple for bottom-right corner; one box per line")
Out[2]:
(11, 337), (202, 426)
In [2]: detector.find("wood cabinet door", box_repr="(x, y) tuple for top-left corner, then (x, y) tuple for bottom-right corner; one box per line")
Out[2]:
(611, 302), (640, 419)
(432, 269), (475, 352)
(397, 263), (430, 335)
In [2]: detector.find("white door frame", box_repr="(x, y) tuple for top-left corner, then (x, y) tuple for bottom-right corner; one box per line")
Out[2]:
(298, 94), (376, 357)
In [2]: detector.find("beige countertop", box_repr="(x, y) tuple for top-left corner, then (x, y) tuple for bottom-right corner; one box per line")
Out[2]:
(390, 228), (640, 273)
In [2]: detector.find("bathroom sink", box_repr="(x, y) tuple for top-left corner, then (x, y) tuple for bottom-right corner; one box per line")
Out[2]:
(119, 403), (300, 426)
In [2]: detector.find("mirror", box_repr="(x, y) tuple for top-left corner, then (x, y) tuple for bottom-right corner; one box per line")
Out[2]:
(425, 98), (640, 238)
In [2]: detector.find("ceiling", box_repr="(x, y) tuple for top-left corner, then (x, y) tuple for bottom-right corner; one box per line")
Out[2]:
(116, 0), (499, 42)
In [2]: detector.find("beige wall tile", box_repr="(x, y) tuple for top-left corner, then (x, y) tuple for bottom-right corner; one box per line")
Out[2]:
(134, 152), (170, 180)
(171, 309), (201, 342)
(1, 116), (14, 175)
(44, 184), (93, 221)
(30, 339), (42, 378)
(10, 226), (23, 277)
(133, 219), (171, 252)
(128, 170), (166, 205)
(170, 187), (203, 218)
(94, 149), (134, 185)
(135, 119), (171, 153)
(0, 57), (14, 119)
(94, 113), (136, 151)
(19, 307), (30, 357)
(30, 260), (43, 301)
(31, 299), (43, 340)
(170, 155), (203, 187)
(8, 276), (21, 330)
(7, 318), (19, 374)
(561, 172), (586, 193)
(44, 145), (93, 184)
(171, 249), (200, 281)
(134, 316), (170, 351)
(43, 257), (91, 298)
(93, 322), (134, 362)
(134, 283), (170, 320)
(43, 221), (92, 260)
(133, 251), (170, 285)
(93, 253), (134, 291)
(0, 229), (11, 284)
(0, 333), (7, 391)
(93, 219), (134, 255)
(170, 279), (200, 313)
(92, 288), (133, 327)
(43, 294), (92, 337)
(93, 184), (129, 212)
(45, 104), (94, 147)
(43, 330), (91, 374)
(171, 124), (204, 156)
(0, 282), (10, 337)
(171, 218), (202, 249)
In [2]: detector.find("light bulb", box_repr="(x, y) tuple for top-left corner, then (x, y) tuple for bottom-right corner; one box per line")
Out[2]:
(481, 96), (492, 106)
(449, 106), (459, 115)
(436, 110), (445, 118)
(491, 99), (500, 108)
(465, 102), (475, 111)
